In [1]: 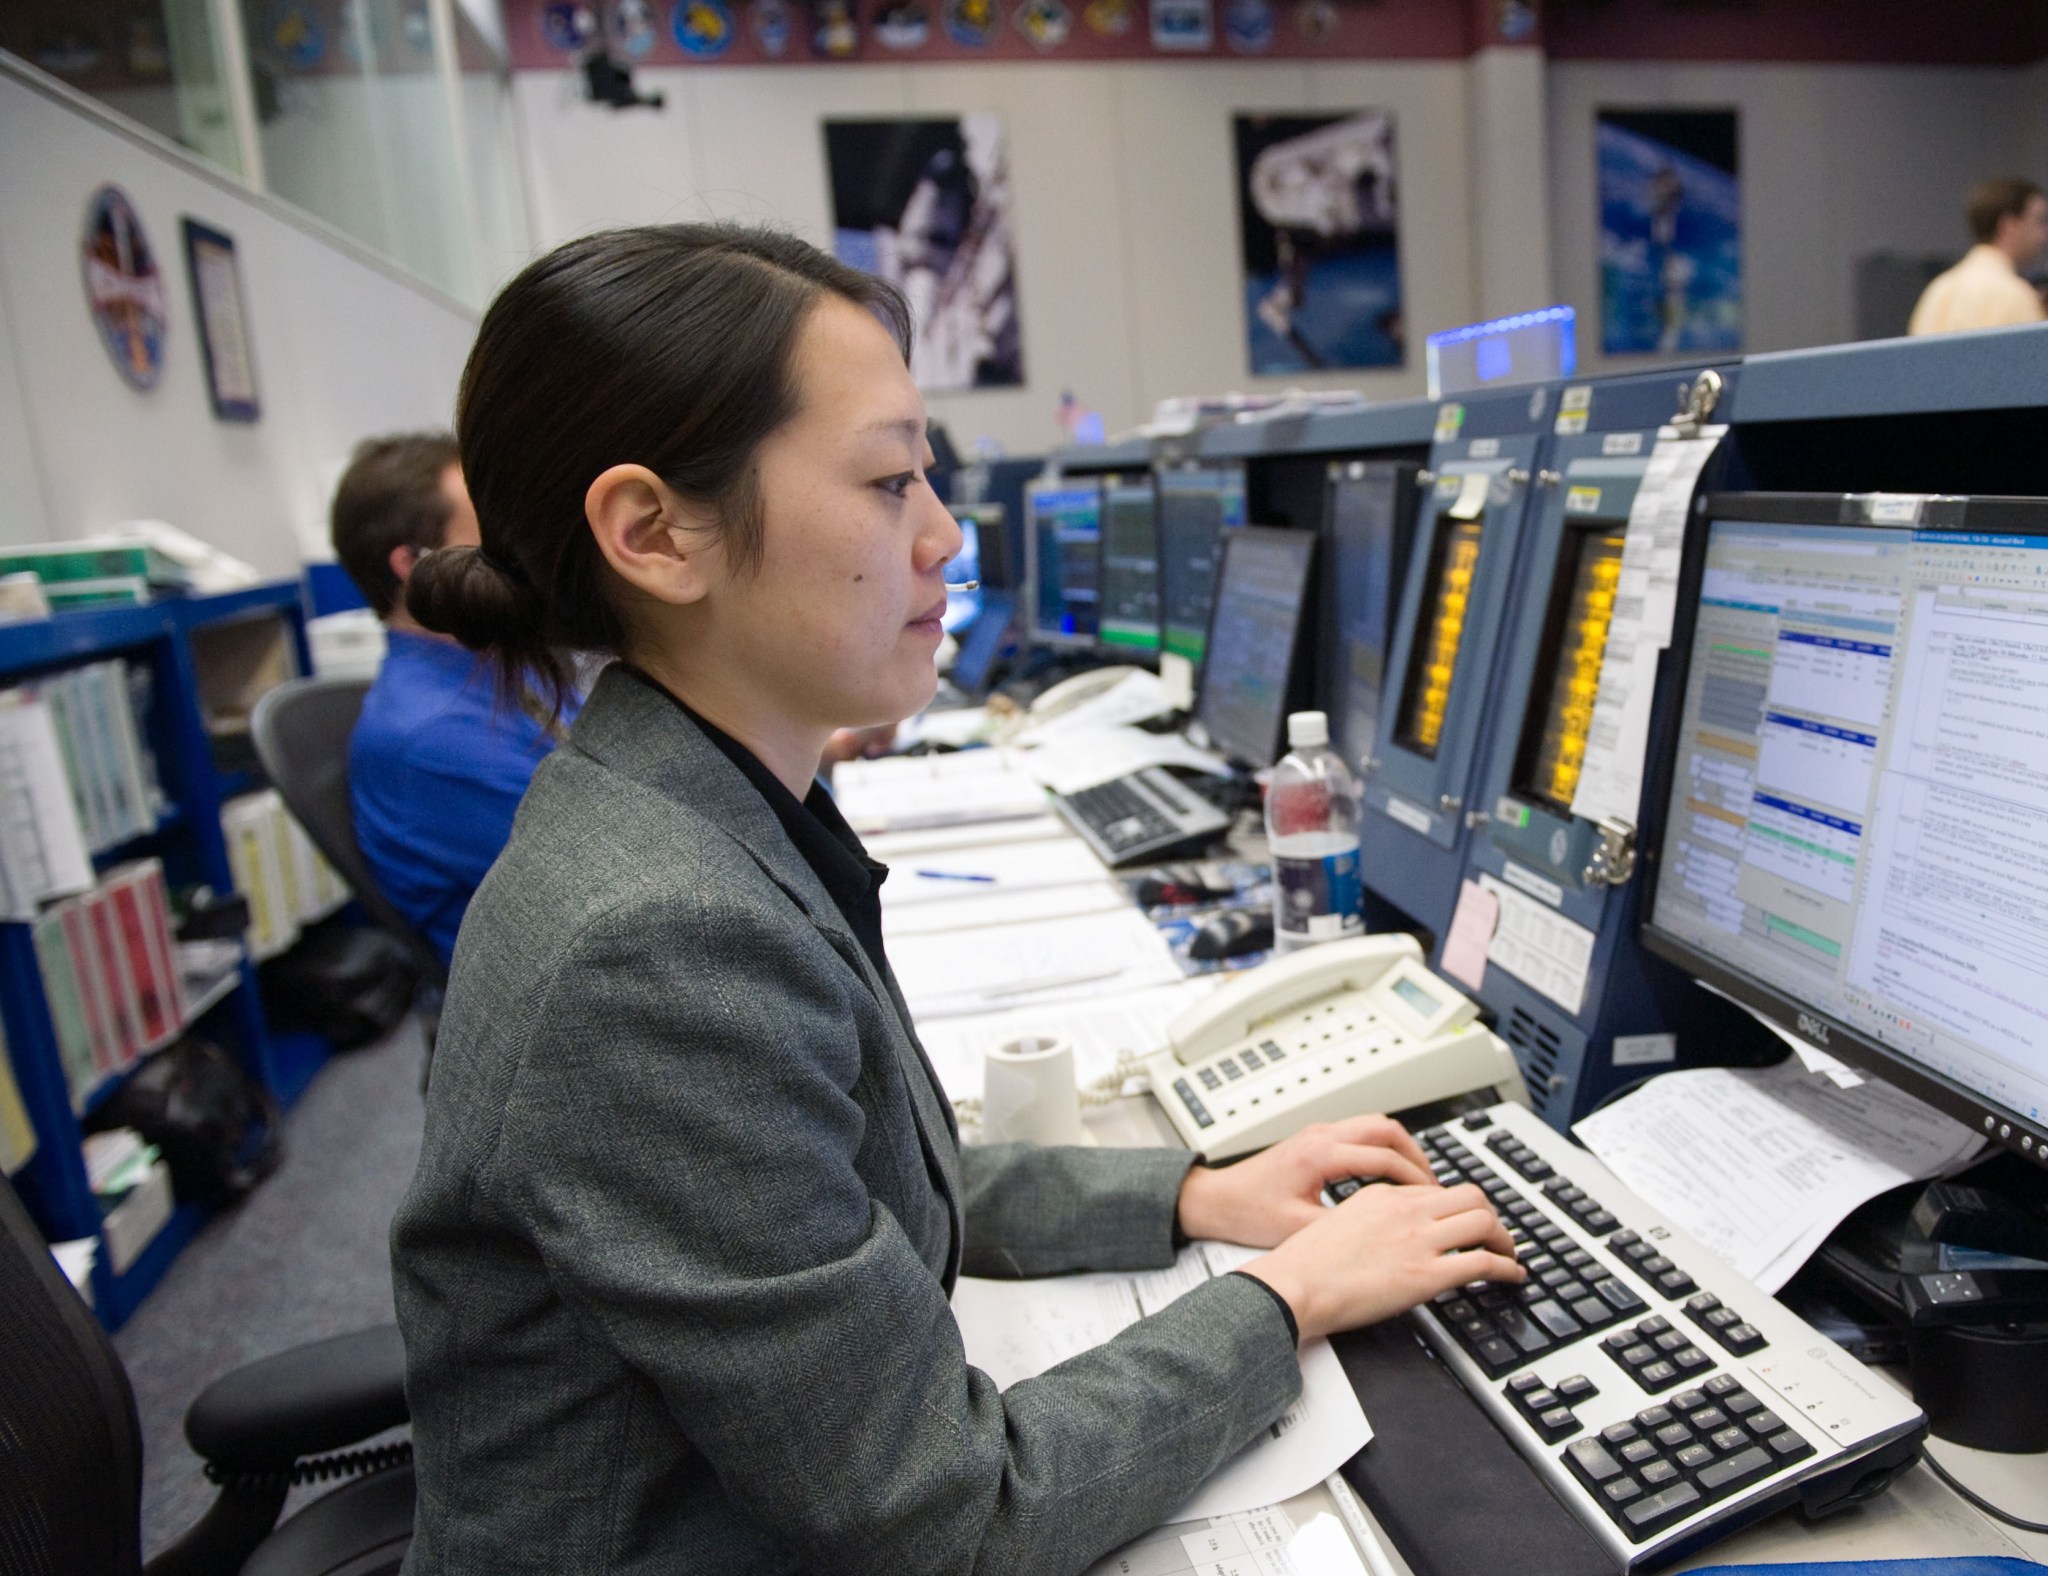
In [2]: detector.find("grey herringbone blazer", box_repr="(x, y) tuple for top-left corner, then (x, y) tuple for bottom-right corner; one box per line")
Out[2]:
(390, 665), (1301, 1575)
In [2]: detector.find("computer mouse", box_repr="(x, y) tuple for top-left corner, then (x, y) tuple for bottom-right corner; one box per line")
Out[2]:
(1188, 909), (1274, 962)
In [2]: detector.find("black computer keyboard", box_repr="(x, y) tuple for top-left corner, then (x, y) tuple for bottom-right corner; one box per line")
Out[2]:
(1053, 767), (1233, 868)
(1346, 1102), (1928, 1571)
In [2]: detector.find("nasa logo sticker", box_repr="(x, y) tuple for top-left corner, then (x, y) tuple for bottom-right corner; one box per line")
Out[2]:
(1222, 0), (1271, 52)
(80, 185), (168, 393)
(944, 0), (998, 46)
(1015, 0), (1071, 48)
(610, 0), (660, 56)
(266, 1), (326, 67)
(538, 1), (600, 51)
(873, 0), (930, 49)
(672, 0), (735, 54)
(750, 0), (793, 53)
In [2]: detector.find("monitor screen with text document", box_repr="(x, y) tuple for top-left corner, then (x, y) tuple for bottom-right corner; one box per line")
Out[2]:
(1643, 493), (2048, 1161)
(1194, 526), (1316, 770)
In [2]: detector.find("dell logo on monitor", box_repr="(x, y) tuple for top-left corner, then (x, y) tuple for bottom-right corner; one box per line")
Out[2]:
(1797, 1013), (1831, 1044)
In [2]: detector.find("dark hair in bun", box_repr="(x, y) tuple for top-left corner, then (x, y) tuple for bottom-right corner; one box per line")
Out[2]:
(408, 223), (912, 717)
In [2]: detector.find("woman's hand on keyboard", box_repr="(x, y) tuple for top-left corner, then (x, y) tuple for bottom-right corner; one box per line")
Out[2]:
(1176, 1115), (1435, 1249)
(1239, 1181), (1524, 1343)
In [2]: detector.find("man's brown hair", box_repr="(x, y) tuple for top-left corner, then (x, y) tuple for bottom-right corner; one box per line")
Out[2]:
(330, 432), (461, 618)
(1968, 177), (2043, 245)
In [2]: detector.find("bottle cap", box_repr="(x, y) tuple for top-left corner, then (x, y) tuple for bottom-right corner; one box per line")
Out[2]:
(1287, 710), (1329, 749)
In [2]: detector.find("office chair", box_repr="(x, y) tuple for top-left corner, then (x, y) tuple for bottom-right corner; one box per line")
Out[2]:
(0, 1172), (413, 1576)
(250, 677), (446, 996)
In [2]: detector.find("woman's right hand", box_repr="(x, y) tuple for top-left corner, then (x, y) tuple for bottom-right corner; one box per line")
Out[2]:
(1239, 1181), (1523, 1343)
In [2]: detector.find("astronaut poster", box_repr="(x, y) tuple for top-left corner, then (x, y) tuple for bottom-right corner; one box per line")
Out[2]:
(824, 115), (1025, 391)
(1597, 109), (1741, 355)
(1233, 111), (1403, 374)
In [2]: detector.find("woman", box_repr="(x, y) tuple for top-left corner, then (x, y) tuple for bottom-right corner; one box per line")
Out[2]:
(391, 224), (1521, 1575)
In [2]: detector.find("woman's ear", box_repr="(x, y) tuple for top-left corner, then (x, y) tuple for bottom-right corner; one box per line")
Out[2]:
(585, 465), (717, 607)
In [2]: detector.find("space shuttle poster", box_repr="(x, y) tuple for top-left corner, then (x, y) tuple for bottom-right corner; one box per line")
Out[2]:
(824, 114), (1026, 392)
(1234, 111), (1404, 374)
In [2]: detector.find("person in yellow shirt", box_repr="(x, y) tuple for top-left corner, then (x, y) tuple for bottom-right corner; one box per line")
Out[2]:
(1909, 177), (2048, 335)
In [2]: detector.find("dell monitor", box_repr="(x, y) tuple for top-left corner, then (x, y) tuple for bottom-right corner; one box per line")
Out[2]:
(1193, 526), (1317, 770)
(1098, 475), (1162, 656)
(1319, 461), (1422, 773)
(1025, 481), (1102, 648)
(1158, 464), (1249, 673)
(1642, 491), (2048, 1164)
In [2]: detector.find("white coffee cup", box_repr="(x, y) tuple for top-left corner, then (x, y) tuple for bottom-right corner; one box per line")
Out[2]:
(982, 1032), (1093, 1146)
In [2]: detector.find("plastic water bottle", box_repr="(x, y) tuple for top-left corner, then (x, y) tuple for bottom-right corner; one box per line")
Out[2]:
(1266, 710), (1364, 952)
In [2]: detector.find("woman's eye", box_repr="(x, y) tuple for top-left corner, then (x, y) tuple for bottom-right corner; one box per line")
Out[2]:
(880, 472), (921, 498)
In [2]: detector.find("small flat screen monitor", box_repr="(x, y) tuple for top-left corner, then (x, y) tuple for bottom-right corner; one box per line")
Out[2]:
(1195, 527), (1317, 770)
(1511, 518), (1627, 814)
(1320, 462), (1420, 772)
(949, 589), (1015, 696)
(942, 512), (982, 634)
(1158, 465), (1248, 673)
(1098, 476), (1162, 656)
(1643, 493), (2048, 1160)
(1394, 511), (1486, 760)
(1026, 481), (1102, 648)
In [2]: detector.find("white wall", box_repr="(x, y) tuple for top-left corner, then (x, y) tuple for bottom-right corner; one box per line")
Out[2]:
(512, 59), (1475, 455)
(1549, 61), (2041, 377)
(0, 61), (478, 572)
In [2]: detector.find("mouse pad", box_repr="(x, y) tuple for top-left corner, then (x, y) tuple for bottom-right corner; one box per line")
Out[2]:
(1335, 1314), (1610, 1576)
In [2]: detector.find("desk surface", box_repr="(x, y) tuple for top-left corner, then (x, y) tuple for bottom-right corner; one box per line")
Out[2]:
(1073, 1097), (2048, 1569)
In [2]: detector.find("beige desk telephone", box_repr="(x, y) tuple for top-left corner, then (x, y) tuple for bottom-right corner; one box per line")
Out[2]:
(1144, 934), (1529, 1159)
(1027, 665), (1149, 723)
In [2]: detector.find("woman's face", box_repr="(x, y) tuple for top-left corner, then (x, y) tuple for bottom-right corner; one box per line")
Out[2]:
(695, 295), (962, 735)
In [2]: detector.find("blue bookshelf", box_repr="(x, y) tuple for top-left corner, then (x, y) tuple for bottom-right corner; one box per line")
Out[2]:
(0, 582), (324, 1328)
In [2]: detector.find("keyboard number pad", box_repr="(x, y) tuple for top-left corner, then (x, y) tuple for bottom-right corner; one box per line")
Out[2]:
(1564, 1379), (1814, 1542)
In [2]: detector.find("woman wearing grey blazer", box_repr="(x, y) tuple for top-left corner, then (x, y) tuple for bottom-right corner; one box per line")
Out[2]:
(390, 224), (1521, 1575)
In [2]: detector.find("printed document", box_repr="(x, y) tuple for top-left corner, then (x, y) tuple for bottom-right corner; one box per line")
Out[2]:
(888, 906), (1184, 1018)
(832, 749), (1047, 833)
(952, 1240), (1373, 1522)
(1083, 1475), (1391, 1576)
(1017, 724), (1233, 796)
(1574, 1059), (1985, 1290)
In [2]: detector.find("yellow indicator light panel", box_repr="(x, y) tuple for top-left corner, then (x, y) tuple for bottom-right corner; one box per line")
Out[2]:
(1396, 518), (1483, 758)
(1519, 525), (1626, 814)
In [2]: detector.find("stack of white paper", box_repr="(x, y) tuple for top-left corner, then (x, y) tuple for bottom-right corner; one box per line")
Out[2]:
(1574, 1059), (1986, 1291)
(833, 749), (1047, 833)
(952, 1239), (1372, 1522)
(889, 906), (1183, 1019)
(1014, 723), (1233, 796)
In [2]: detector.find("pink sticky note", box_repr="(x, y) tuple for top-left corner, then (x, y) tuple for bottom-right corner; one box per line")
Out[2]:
(1441, 879), (1499, 993)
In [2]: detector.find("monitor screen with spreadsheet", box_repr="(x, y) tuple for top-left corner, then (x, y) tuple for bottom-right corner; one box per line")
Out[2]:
(1097, 477), (1162, 655)
(1642, 492), (2048, 1159)
(1194, 526), (1316, 770)
(1025, 482), (1102, 648)
(1158, 465), (1248, 672)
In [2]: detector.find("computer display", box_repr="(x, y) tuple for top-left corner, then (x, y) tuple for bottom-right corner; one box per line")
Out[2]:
(1025, 481), (1102, 648)
(1158, 465), (1249, 670)
(1644, 494), (2048, 1157)
(952, 501), (1011, 591)
(1194, 527), (1316, 770)
(942, 512), (982, 634)
(1097, 477), (1162, 655)
(1512, 520), (1626, 813)
(1320, 463), (1420, 771)
(1393, 513), (1484, 759)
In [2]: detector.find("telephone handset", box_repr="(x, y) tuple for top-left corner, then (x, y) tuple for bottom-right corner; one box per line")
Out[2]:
(1029, 665), (1149, 723)
(1144, 933), (1529, 1159)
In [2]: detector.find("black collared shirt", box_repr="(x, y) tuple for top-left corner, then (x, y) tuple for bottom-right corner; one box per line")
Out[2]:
(620, 668), (891, 981)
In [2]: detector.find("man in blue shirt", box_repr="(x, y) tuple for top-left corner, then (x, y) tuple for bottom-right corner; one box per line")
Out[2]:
(333, 433), (564, 967)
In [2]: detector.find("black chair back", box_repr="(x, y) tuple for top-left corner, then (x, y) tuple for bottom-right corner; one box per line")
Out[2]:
(251, 677), (445, 987)
(0, 1173), (143, 1576)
